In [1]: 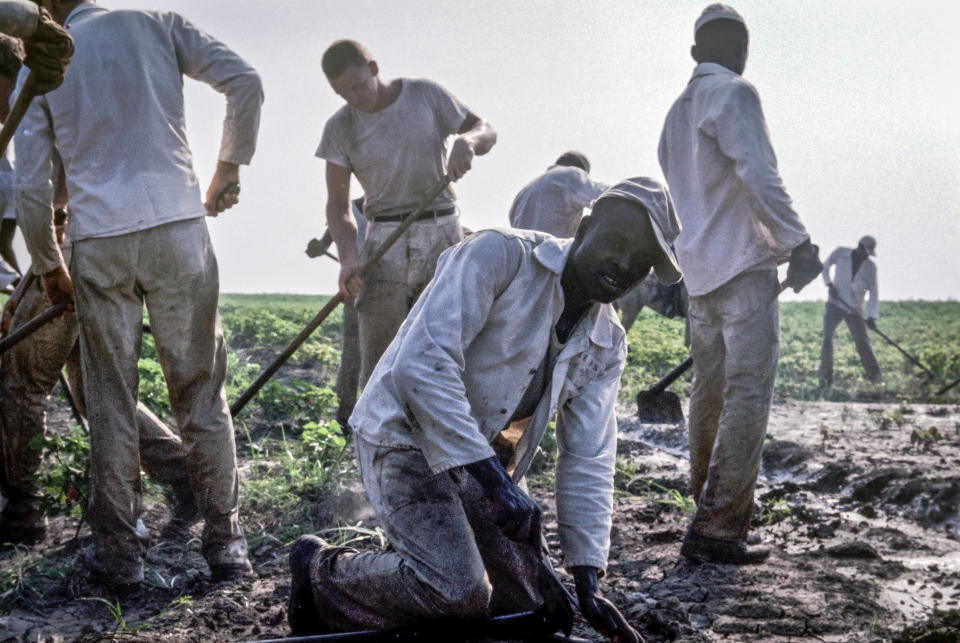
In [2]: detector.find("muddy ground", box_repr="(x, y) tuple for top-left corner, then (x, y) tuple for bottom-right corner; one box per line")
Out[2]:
(1, 399), (958, 642)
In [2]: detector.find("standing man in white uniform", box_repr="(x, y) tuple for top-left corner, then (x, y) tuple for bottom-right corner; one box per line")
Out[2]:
(16, 0), (263, 589)
(508, 151), (608, 239)
(659, 4), (822, 564)
(820, 235), (881, 385)
(318, 40), (497, 386)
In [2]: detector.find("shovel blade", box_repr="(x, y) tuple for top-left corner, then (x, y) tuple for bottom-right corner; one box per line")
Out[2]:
(636, 390), (685, 425)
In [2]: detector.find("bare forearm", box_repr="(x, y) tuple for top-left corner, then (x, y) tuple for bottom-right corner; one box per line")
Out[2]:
(326, 200), (359, 264)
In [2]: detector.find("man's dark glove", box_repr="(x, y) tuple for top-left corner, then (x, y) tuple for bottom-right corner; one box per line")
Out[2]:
(465, 456), (541, 546)
(23, 8), (74, 94)
(827, 283), (838, 299)
(572, 567), (642, 643)
(784, 239), (822, 294)
(866, 318), (877, 331)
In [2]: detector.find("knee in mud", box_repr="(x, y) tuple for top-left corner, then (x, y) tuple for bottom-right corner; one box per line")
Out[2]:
(434, 574), (491, 619)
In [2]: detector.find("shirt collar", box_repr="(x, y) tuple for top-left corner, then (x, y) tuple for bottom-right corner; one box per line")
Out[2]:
(690, 61), (739, 82)
(65, 2), (106, 25)
(533, 236), (619, 349)
(533, 235), (571, 276)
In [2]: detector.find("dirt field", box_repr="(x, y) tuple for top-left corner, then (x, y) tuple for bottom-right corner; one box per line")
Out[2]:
(0, 398), (958, 642)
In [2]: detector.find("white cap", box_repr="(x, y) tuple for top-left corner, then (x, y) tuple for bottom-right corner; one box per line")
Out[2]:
(594, 177), (683, 285)
(858, 235), (877, 256)
(695, 3), (745, 36)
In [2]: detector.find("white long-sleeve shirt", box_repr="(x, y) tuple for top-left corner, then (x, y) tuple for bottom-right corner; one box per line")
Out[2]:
(822, 246), (879, 319)
(16, 3), (263, 275)
(508, 164), (608, 238)
(351, 229), (626, 572)
(659, 62), (808, 296)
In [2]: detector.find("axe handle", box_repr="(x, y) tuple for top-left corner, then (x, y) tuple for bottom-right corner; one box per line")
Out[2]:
(231, 178), (451, 418)
(0, 299), (68, 355)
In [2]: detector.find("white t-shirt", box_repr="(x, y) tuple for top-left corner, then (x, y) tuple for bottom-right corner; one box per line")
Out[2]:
(316, 78), (470, 220)
(508, 164), (607, 238)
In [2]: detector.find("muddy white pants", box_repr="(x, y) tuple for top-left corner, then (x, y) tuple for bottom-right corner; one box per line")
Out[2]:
(686, 268), (779, 541)
(71, 218), (246, 582)
(354, 216), (462, 386)
(0, 277), (192, 527)
(307, 436), (543, 632)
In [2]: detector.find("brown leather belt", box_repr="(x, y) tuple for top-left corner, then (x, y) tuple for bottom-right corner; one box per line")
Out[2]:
(370, 206), (456, 223)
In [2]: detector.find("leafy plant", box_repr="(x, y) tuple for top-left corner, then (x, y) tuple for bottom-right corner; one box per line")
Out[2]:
(761, 496), (793, 525)
(30, 425), (90, 520)
(909, 426), (943, 451)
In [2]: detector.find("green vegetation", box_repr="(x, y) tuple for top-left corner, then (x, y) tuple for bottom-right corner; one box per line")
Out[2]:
(622, 300), (960, 403)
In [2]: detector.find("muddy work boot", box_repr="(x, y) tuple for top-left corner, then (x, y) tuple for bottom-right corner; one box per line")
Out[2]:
(680, 529), (770, 565)
(81, 544), (144, 593)
(288, 535), (338, 635)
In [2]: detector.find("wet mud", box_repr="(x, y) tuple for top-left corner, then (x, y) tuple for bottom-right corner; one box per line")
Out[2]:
(0, 400), (957, 641)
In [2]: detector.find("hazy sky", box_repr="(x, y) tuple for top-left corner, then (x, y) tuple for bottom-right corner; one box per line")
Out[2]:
(22, 0), (959, 301)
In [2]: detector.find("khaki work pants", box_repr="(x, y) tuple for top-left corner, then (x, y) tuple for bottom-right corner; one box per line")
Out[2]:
(0, 280), (191, 528)
(687, 269), (779, 541)
(307, 437), (544, 632)
(819, 302), (880, 385)
(71, 218), (246, 583)
(354, 216), (462, 386)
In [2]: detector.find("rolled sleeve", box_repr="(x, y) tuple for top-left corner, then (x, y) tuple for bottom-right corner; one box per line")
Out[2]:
(555, 342), (626, 572)
(392, 231), (522, 473)
(169, 12), (263, 165)
(14, 93), (61, 275)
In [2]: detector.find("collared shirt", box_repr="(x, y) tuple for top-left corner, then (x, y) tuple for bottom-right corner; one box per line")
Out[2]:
(822, 246), (879, 319)
(508, 164), (608, 238)
(659, 62), (808, 296)
(351, 229), (627, 572)
(316, 78), (469, 220)
(16, 3), (263, 274)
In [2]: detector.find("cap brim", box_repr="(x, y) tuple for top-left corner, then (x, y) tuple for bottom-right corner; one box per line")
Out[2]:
(649, 215), (683, 285)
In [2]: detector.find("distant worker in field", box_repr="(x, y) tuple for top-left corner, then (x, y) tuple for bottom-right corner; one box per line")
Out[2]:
(819, 235), (880, 386)
(508, 151), (608, 238)
(287, 178), (681, 643)
(317, 40), (497, 388)
(16, 0), (263, 589)
(659, 4), (822, 565)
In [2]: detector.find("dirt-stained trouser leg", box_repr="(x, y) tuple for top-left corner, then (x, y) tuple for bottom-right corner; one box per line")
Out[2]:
(355, 216), (462, 387)
(688, 269), (779, 541)
(308, 435), (542, 632)
(135, 219), (247, 569)
(0, 283), (77, 528)
(65, 344), (192, 493)
(72, 231), (150, 583)
(843, 313), (880, 382)
(819, 302), (845, 386)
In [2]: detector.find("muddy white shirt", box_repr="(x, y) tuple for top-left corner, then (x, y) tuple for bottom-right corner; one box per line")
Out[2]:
(316, 78), (469, 220)
(351, 229), (626, 572)
(16, 3), (263, 274)
(508, 165), (608, 238)
(822, 246), (878, 319)
(659, 62), (808, 297)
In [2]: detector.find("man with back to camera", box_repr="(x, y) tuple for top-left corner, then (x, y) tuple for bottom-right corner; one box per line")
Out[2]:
(820, 235), (881, 386)
(659, 4), (823, 564)
(286, 178), (683, 643)
(16, 0), (263, 589)
(317, 39), (496, 390)
(509, 151), (608, 238)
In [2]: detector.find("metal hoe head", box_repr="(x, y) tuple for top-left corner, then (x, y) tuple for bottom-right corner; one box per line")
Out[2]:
(636, 389), (685, 425)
